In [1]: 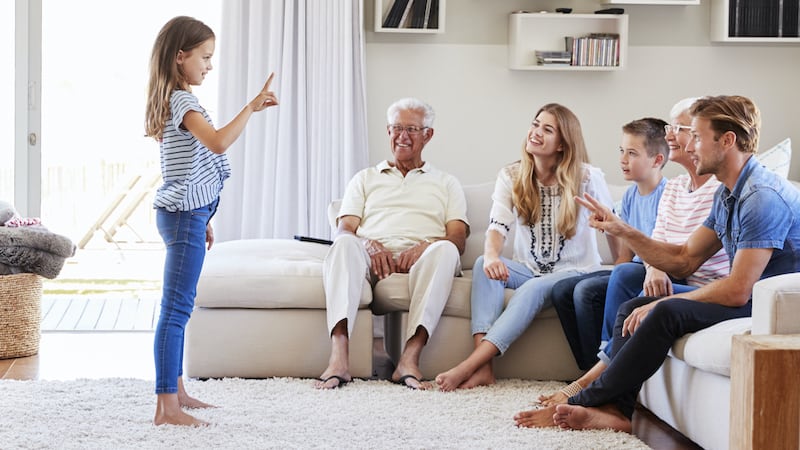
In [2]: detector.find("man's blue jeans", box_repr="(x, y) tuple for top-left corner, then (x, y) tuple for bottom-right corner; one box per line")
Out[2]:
(153, 199), (217, 394)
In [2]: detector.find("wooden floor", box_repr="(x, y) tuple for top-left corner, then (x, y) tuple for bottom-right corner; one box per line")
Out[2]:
(40, 294), (160, 331)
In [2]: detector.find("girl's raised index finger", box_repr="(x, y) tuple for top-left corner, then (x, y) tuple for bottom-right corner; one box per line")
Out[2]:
(262, 72), (275, 92)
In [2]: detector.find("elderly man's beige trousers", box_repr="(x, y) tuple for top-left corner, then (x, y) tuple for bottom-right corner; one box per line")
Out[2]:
(323, 234), (461, 340)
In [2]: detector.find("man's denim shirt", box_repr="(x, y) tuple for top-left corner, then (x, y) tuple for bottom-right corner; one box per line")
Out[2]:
(703, 155), (800, 281)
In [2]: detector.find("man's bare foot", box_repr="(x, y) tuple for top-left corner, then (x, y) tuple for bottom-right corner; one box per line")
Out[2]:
(513, 404), (558, 428)
(553, 404), (632, 433)
(154, 409), (209, 427)
(537, 390), (568, 407)
(456, 363), (495, 390)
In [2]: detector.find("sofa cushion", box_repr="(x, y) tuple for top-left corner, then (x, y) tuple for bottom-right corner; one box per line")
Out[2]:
(755, 137), (791, 179)
(196, 239), (371, 309)
(670, 317), (752, 377)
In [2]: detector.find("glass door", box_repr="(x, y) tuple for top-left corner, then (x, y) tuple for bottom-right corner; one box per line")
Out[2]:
(37, 0), (222, 330)
(1, 2), (14, 203)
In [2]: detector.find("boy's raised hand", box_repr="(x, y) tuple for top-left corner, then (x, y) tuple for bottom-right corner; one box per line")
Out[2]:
(250, 72), (279, 112)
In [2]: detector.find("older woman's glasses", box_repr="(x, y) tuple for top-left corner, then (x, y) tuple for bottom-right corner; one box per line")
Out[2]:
(389, 125), (428, 136)
(664, 124), (692, 135)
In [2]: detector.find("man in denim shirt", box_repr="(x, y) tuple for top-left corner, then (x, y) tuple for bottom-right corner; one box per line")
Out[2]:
(514, 95), (800, 432)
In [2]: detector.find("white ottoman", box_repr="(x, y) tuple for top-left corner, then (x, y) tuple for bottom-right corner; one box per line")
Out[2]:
(185, 239), (373, 379)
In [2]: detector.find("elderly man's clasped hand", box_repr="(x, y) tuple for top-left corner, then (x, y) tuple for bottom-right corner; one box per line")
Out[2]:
(363, 239), (432, 279)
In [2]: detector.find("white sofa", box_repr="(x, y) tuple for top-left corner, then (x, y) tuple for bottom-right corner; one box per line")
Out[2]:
(639, 273), (800, 450)
(185, 178), (799, 450)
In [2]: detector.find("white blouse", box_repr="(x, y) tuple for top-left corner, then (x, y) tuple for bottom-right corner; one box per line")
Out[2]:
(487, 163), (614, 276)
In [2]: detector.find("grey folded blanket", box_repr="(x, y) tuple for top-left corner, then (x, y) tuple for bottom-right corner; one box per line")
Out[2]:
(0, 226), (76, 279)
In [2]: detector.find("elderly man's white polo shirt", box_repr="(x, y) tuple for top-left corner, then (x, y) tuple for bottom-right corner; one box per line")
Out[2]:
(338, 160), (469, 254)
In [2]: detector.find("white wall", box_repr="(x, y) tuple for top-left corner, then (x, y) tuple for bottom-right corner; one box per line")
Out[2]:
(364, 0), (800, 186)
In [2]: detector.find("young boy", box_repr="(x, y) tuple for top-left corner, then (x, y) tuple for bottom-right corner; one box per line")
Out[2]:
(550, 117), (669, 371)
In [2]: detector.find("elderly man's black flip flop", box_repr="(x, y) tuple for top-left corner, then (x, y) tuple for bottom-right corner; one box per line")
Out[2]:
(394, 374), (424, 390)
(317, 375), (350, 389)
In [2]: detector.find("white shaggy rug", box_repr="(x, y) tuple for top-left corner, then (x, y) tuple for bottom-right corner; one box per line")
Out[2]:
(0, 377), (650, 449)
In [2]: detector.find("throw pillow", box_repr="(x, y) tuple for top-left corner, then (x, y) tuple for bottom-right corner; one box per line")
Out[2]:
(755, 138), (791, 179)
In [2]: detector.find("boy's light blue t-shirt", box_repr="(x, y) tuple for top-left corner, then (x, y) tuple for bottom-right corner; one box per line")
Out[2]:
(619, 177), (667, 263)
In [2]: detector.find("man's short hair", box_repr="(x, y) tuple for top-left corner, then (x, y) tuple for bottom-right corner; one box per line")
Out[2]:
(622, 118), (670, 168)
(387, 98), (435, 128)
(690, 95), (761, 154)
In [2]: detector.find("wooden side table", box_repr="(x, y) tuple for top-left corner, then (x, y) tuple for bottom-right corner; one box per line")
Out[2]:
(730, 334), (800, 450)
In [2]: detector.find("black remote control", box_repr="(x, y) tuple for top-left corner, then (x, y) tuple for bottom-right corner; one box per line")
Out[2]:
(294, 235), (333, 245)
(595, 7), (624, 14)
(555, 8), (572, 13)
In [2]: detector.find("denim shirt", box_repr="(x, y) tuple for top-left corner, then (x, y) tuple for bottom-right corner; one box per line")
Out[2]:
(703, 156), (800, 281)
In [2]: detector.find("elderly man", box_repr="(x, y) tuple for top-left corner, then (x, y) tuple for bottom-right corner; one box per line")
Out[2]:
(315, 98), (469, 390)
(514, 95), (800, 431)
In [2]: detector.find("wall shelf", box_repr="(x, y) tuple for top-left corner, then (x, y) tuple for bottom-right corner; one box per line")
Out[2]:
(374, 0), (445, 34)
(710, 0), (800, 43)
(508, 13), (628, 71)
(603, 0), (699, 4)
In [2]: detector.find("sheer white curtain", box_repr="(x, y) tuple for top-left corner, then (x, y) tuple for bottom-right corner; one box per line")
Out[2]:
(214, 0), (368, 242)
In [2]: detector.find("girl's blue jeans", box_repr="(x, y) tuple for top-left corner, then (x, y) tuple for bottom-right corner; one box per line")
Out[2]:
(153, 199), (217, 394)
(470, 255), (580, 355)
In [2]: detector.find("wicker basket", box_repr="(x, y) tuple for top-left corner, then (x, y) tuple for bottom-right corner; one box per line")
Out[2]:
(0, 273), (43, 359)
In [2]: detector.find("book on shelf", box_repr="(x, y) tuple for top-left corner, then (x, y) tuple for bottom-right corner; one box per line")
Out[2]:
(535, 50), (572, 66)
(410, 0), (429, 28)
(729, 0), (800, 37)
(568, 33), (620, 67)
(382, 0), (410, 28)
(398, 0), (415, 28)
(427, 0), (439, 29)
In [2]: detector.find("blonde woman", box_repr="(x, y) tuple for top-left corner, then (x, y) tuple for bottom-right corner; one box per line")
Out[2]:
(435, 103), (614, 391)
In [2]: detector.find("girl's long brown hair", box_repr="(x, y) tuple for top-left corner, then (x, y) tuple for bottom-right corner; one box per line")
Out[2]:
(144, 16), (214, 141)
(510, 103), (589, 239)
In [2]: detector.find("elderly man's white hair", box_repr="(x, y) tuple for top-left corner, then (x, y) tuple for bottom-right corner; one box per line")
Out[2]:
(387, 98), (435, 128)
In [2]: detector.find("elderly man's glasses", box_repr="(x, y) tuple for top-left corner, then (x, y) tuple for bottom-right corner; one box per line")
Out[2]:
(664, 124), (692, 135)
(389, 124), (428, 136)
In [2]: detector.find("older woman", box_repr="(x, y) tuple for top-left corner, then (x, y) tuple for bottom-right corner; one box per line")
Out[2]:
(435, 103), (614, 391)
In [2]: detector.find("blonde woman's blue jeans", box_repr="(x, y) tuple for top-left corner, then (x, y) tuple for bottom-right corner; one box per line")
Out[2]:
(153, 199), (217, 394)
(470, 255), (580, 355)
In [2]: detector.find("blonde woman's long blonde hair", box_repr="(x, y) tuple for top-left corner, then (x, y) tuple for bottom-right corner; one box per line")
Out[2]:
(144, 16), (215, 141)
(510, 103), (589, 239)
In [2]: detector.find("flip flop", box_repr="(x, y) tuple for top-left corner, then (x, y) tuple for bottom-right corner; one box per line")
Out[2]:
(394, 374), (425, 390)
(316, 375), (351, 389)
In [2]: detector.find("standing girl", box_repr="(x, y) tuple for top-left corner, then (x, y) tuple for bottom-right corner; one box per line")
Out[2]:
(434, 103), (614, 391)
(144, 16), (278, 426)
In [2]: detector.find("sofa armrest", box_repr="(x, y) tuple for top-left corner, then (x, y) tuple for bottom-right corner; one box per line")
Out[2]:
(752, 272), (800, 335)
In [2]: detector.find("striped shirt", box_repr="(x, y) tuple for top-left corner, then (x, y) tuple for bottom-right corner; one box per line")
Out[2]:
(153, 90), (231, 212)
(651, 174), (729, 286)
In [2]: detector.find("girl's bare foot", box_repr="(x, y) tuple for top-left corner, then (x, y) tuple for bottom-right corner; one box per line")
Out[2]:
(155, 393), (209, 426)
(179, 393), (216, 409)
(537, 390), (568, 406)
(513, 404), (558, 428)
(553, 404), (632, 433)
(456, 363), (495, 390)
(154, 409), (210, 427)
(177, 378), (215, 408)
(434, 365), (473, 392)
